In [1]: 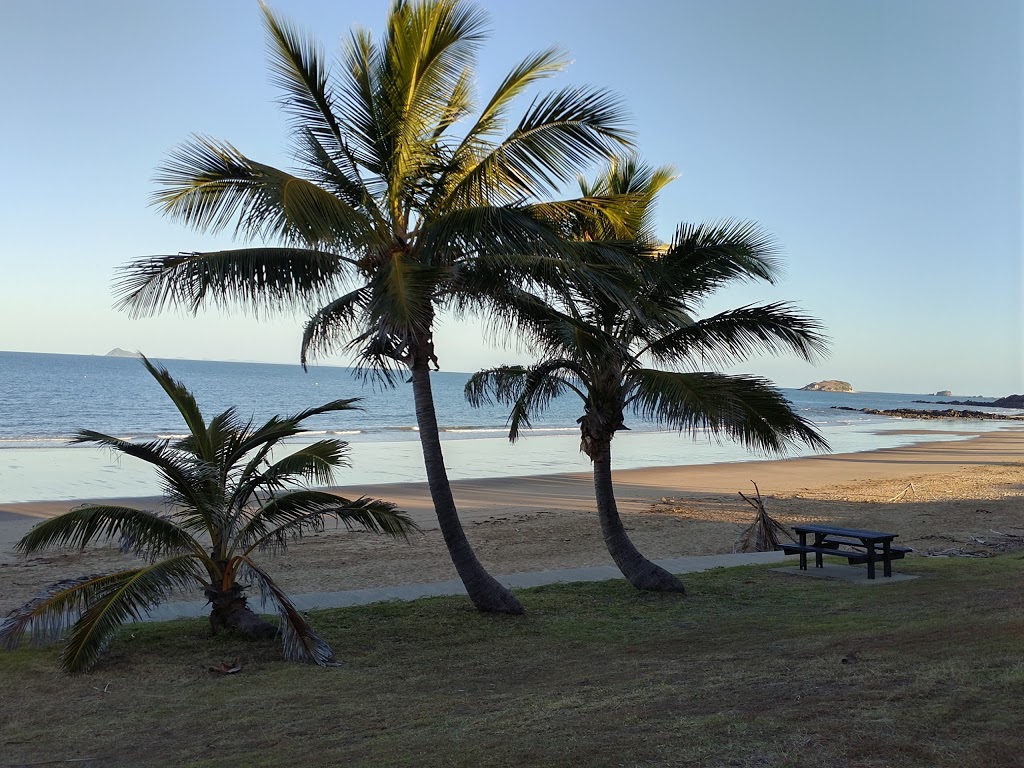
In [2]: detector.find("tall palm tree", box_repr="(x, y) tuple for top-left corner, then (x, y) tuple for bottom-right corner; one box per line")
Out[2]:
(466, 158), (830, 593)
(0, 356), (414, 673)
(115, 0), (633, 614)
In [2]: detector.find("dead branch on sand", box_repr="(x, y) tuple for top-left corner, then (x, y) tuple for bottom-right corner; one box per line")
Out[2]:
(734, 482), (795, 553)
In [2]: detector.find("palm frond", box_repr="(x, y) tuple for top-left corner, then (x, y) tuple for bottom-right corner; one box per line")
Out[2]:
(68, 431), (215, 515)
(239, 491), (415, 553)
(139, 355), (209, 453)
(466, 363), (582, 441)
(642, 302), (830, 369)
(15, 505), (200, 561)
(0, 556), (203, 673)
(256, 439), (351, 489)
(114, 247), (354, 318)
(151, 136), (375, 250)
(657, 220), (782, 298)
(626, 369), (829, 455)
(300, 287), (372, 367)
(238, 557), (335, 665)
(443, 85), (632, 206)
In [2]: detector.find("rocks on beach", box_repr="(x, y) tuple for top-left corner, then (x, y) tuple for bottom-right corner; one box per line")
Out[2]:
(913, 394), (1024, 410)
(831, 406), (1024, 421)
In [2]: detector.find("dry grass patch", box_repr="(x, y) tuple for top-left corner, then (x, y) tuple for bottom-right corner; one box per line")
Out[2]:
(2, 555), (1023, 767)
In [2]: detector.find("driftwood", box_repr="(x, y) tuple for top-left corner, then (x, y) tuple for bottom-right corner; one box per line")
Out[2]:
(887, 482), (917, 502)
(734, 482), (795, 552)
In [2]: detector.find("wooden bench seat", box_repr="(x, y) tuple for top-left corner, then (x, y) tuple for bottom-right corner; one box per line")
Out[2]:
(779, 543), (908, 565)
(820, 538), (912, 555)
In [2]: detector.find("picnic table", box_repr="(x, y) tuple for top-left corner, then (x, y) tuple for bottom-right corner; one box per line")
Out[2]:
(780, 524), (911, 579)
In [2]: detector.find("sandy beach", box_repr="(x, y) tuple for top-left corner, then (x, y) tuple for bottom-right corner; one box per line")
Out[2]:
(2, 427), (1022, 610)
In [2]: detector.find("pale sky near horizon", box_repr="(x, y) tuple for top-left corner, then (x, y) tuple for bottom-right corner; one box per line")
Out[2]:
(0, 0), (1020, 395)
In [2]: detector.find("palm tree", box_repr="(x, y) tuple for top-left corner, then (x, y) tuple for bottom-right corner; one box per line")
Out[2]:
(114, 0), (634, 614)
(0, 356), (414, 673)
(466, 158), (830, 593)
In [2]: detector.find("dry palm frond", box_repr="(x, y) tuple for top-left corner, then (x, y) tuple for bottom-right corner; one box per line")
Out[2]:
(734, 481), (795, 552)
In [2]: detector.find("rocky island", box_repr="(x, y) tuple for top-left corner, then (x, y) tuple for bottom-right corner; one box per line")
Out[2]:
(800, 380), (853, 393)
(105, 348), (142, 358)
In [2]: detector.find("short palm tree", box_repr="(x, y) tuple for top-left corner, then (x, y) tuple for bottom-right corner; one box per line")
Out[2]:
(466, 158), (830, 593)
(114, 0), (634, 614)
(0, 356), (414, 673)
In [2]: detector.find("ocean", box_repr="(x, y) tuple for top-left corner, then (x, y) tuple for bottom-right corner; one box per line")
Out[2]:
(0, 351), (1018, 503)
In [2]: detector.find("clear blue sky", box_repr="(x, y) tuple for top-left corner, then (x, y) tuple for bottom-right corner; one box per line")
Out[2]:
(1, 0), (1020, 394)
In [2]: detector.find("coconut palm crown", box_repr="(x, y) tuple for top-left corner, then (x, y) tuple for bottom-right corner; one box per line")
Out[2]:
(0, 356), (414, 673)
(466, 157), (831, 593)
(114, 0), (636, 615)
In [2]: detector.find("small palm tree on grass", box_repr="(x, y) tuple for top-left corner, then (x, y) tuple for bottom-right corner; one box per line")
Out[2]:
(0, 356), (414, 673)
(466, 158), (830, 593)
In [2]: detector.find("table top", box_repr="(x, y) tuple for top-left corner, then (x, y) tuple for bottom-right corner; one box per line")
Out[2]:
(792, 523), (899, 541)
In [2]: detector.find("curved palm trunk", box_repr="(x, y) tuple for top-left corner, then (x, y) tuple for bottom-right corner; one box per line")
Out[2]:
(591, 438), (686, 593)
(206, 584), (278, 639)
(409, 360), (524, 614)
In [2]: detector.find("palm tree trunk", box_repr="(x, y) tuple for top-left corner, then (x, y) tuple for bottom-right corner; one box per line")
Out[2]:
(205, 584), (278, 639)
(592, 438), (686, 593)
(409, 360), (524, 614)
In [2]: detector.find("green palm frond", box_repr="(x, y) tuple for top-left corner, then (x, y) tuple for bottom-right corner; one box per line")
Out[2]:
(626, 369), (829, 454)
(139, 356), (209, 453)
(0, 559), (203, 672)
(259, 3), (357, 181)
(239, 491), (415, 553)
(300, 287), (372, 367)
(68, 431), (215, 515)
(449, 46), (567, 148)
(380, 0), (486, 154)
(229, 398), (360, 466)
(574, 154), (676, 243)
(153, 135), (376, 249)
(467, 362), (583, 440)
(642, 302), (830, 369)
(15, 505), (201, 561)
(256, 439), (351, 489)
(60, 556), (204, 673)
(442, 85), (632, 207)
(115, 247), (355, 318)
(238, 557), (334, 665)
(657, 220), (782, 298)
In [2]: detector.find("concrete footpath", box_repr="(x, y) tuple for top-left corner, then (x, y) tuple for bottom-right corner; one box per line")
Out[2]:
(148, 551), (786, 622)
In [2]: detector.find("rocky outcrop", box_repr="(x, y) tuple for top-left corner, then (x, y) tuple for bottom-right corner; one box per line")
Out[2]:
(105, 348), (142, 358)
(801, 380), (853, 392)
(935, 390), (952, 397)
(832, 406), (1024, 421)
(916, 394), (1024, 410)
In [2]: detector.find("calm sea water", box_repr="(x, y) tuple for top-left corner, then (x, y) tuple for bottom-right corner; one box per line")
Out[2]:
(0, 351), (1018, 503)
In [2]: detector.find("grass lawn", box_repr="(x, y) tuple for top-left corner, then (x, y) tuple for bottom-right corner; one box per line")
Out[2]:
(2, 555), (1022, 767)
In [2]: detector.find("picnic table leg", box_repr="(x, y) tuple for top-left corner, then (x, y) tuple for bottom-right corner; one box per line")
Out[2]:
(883, 541), (892, 577)
(798, 531), (808, 570)
(813, 532), (825, 568)
(865, 542), (876, 579)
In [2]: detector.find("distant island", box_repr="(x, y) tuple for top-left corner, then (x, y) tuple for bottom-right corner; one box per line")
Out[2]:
(800, 380), (853, 393)
(105, 348), (142, 358)
(934, 390), (952, 397)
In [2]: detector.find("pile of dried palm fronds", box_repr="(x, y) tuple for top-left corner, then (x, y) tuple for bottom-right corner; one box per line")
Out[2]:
(734, 482), (795, 552)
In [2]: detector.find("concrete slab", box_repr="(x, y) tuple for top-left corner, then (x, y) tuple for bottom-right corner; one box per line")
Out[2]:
(771, 563), (919, 585)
